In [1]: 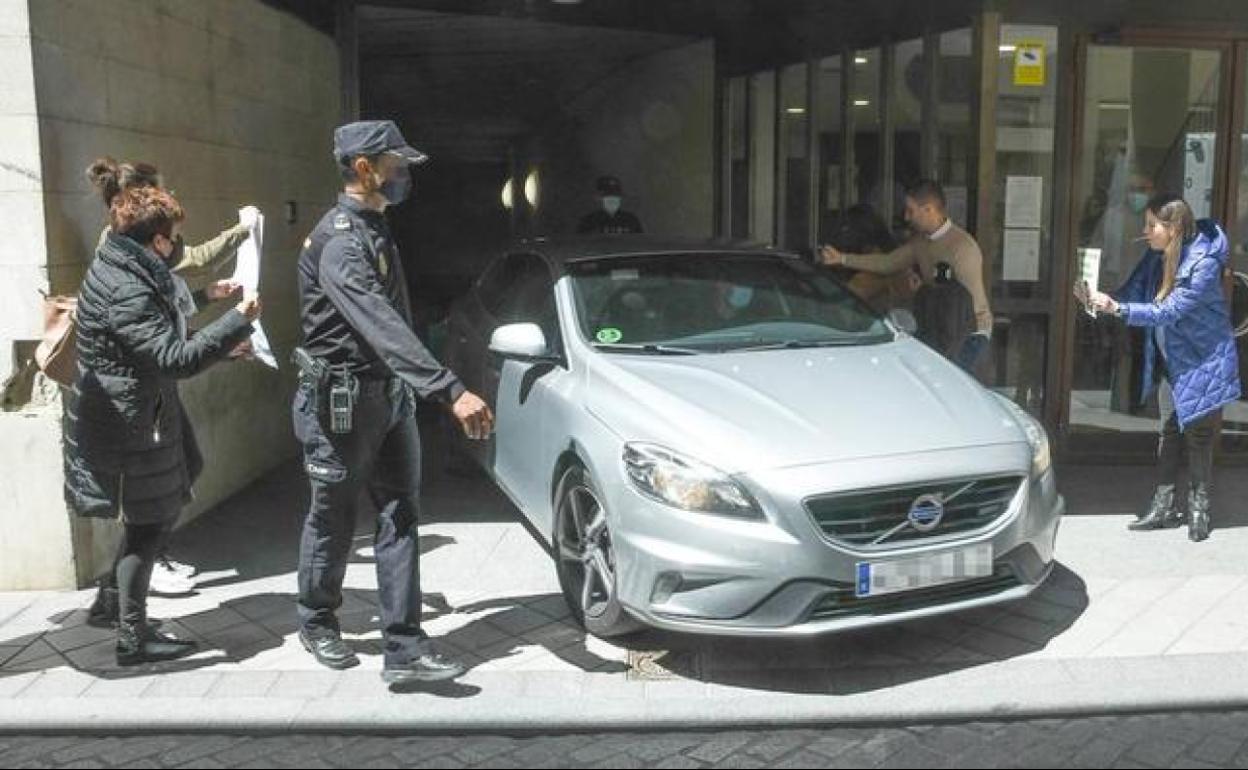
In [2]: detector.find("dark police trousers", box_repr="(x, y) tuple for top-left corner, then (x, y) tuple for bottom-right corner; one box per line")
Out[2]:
(293, 376), (427, 664)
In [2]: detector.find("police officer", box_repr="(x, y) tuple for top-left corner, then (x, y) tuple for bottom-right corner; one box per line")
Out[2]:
(292, 120), (493, 685)
(576, 175), (643, 234)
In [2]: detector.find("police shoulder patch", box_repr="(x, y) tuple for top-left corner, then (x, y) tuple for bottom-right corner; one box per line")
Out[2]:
(333, 214), (352, 231)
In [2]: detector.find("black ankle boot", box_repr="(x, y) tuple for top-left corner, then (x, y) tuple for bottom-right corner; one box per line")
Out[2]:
(86, 587), (162, 630)
(87, 587), (118, 628)
(1129, 484), (1179, 531)
(116, 621), (198, 666)
(1189, 483), (1211, 542)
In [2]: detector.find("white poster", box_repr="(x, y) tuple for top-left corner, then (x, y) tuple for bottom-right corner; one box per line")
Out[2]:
(229, 208), (277, 369)
(1003, 228), (1041, 282)
(1005, 175), (1044, 229)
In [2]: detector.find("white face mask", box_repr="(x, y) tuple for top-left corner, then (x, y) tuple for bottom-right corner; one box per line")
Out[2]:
(602, 196), (622, 216)
(726, 285), (754, 309)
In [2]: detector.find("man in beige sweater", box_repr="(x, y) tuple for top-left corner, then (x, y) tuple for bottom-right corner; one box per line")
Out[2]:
(821, 179), (993, 372)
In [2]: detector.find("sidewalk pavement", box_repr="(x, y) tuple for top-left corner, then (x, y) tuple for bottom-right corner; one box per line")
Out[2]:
(2, 454), (1248, 732)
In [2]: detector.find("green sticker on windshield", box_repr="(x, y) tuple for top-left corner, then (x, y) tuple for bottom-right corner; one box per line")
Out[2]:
(596, 327), (623, 344)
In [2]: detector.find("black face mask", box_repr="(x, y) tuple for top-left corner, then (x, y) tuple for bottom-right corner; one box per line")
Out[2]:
(378, 165), (412, 205)
(160, 235), (185, 265)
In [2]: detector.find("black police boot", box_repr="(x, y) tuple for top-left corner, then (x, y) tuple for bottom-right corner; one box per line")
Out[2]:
(1128, 484), (1180, 531)
(1189, 483), (1211, 542)
(299, 628), (360, 670)
(381, 646), (466, 684)
(116, 621), (197, 666)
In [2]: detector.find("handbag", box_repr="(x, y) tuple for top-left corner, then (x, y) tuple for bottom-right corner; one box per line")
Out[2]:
(34, 291), (78, 387)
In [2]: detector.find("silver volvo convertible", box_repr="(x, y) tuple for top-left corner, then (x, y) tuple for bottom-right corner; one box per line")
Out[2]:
(444, 238), (1064, 638)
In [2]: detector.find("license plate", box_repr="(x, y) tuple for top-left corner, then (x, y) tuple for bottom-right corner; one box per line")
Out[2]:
(855, 543), (994, 598)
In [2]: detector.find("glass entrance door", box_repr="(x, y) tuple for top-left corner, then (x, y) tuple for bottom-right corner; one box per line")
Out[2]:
(1066, 43), (1226, 456)
(1223, 42), (1248, 454)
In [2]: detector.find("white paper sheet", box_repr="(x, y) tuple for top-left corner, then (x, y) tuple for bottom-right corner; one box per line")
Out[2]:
(1003, 228), (1040, 282)
(230, 209), (277, 369)
(1077, 247), (1102, 318)
(1078, 247), (1102, 295)
(1004, 175), (1044, 229)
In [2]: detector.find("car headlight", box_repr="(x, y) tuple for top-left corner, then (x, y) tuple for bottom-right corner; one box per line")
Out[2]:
(993, 394), (1052, 477)
(622, 443), (763, 519)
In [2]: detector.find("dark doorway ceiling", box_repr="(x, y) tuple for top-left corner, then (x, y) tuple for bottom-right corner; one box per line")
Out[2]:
(357, 6), (695, 163)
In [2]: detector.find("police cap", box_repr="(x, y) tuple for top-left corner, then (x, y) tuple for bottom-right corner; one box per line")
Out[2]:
(595, 175), (623, 196)
(333, 120), (428, 169)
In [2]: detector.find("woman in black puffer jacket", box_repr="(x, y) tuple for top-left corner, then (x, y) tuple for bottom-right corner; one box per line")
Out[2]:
(64, 186), (261, 665)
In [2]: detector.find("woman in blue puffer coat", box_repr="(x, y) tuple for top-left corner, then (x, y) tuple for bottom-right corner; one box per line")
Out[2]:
(1081, 193), (1241, 542)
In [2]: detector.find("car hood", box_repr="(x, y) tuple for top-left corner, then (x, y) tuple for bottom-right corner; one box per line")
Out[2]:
(585, 338), (1027, 474)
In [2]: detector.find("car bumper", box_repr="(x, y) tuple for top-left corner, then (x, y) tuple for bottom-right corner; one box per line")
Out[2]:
(605, 444), (1063, 637)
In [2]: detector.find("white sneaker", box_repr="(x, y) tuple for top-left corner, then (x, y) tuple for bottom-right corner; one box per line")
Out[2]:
(149, 557), (197, 596)
(158, 555), (198, 578)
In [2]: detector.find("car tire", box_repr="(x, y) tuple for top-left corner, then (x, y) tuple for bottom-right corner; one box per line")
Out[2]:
(553, 463), (642, 638)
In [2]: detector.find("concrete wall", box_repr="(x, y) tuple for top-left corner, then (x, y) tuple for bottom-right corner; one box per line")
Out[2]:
(0, 0), (341, 588)
(537, 40), (716, 239)
(0, 0), (76, 590)
(0, 0), (47, 386)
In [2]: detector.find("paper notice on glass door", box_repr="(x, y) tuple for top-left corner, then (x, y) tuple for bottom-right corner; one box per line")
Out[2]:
(1005, 175), (1043, 229)
(229, 208), (278, 369)
(1003, 228), (1040, 282)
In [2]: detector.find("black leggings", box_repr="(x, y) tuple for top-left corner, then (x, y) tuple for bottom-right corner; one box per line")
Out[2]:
(101, 524), (172, 590)
(115, 522), (172, 627)
(1158, 380), (1219, 489)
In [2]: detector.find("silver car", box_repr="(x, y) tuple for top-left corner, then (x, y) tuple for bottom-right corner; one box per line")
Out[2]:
(444, 237), (1064, 638)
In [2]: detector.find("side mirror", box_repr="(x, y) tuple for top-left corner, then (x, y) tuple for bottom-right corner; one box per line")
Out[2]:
(489, 323), (549, 359)
(888, 308), (918, 335)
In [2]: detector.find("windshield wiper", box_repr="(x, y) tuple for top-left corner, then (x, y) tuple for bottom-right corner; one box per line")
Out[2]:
(729, 339), (868, 353)
(592, 343), (701, 356)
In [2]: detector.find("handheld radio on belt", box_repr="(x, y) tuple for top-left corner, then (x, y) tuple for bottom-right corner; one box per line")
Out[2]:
(329, 364), (358, 434)
(293, 347), (358, 435)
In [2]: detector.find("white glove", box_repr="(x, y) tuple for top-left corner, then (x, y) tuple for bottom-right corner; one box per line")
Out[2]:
(239, 205), (261, 230)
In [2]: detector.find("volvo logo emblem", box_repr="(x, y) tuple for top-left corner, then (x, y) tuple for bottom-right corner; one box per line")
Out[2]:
(908, 493), (945, 532)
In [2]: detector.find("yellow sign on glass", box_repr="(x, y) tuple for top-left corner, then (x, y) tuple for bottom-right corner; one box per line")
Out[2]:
(1013, 42), (1045, 87)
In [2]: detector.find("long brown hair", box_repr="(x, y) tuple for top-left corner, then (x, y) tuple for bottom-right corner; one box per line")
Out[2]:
(1147, 193), (1196, 302)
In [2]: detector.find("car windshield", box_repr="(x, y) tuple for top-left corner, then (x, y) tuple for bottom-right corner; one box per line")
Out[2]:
(567, 252), (894, 353)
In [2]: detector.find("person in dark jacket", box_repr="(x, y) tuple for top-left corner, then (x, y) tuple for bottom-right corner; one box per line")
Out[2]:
(64, 186), (261, 664)
(576, 175), (643, 234)
(912, 261), (975, 362)
(293, 120), (493, 685)
(1080, 193), (1241, 541)
(82, 158), (258, 620)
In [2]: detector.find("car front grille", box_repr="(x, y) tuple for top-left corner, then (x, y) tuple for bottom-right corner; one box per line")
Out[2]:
(804, 474), (1024, 548)
(806, 564), (1022, 621)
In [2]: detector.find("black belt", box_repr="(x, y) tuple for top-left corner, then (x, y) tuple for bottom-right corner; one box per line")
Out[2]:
(355, 376), (403, 398)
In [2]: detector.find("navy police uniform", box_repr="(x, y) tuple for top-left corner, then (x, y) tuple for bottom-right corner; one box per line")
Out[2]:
(576, 175), (643, 234)
(293, 124), (464, 668)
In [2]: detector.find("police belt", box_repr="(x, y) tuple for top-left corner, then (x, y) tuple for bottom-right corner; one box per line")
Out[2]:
(354, 374), (404, 398)
(293, 348), (403, 399)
